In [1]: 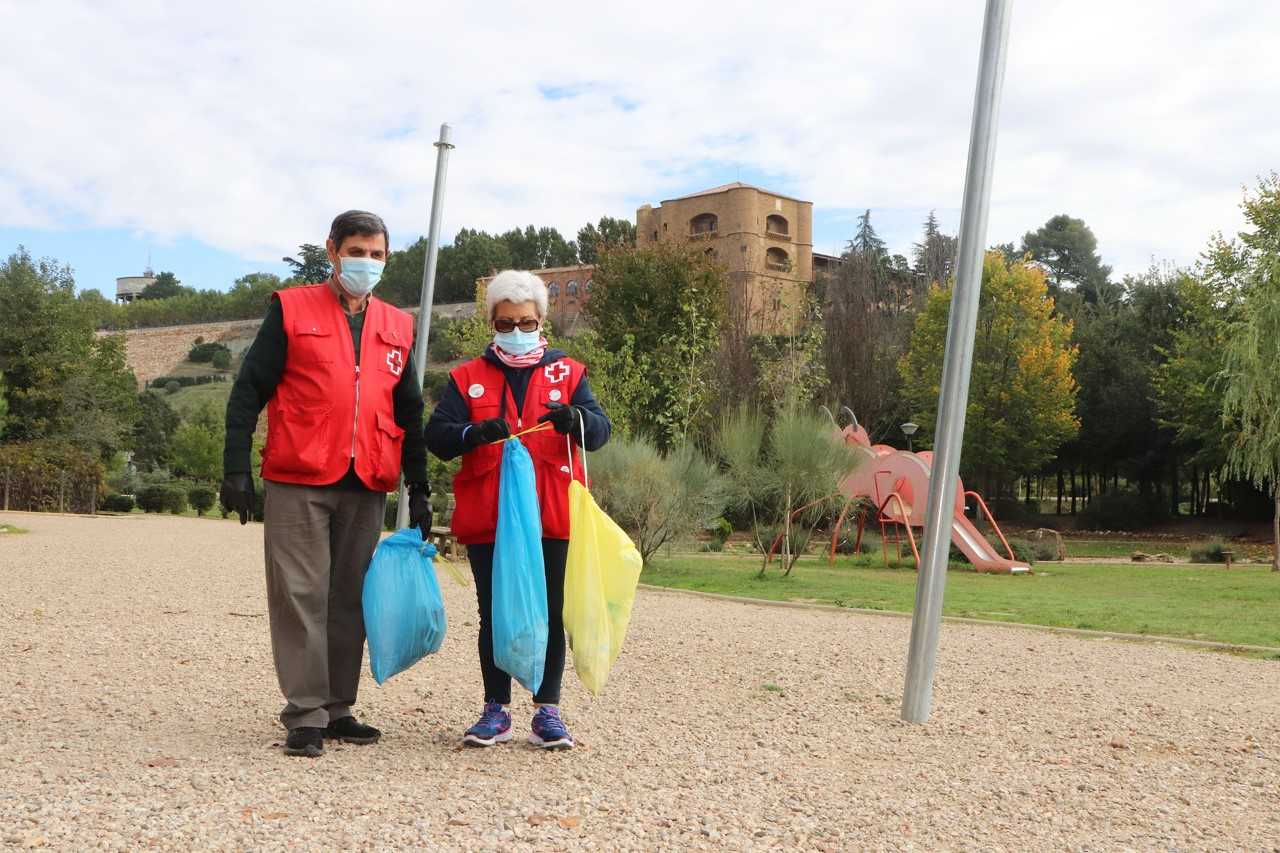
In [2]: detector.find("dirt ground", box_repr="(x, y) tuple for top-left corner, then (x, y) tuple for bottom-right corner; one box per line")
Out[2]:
(2, 512), (1278, 851)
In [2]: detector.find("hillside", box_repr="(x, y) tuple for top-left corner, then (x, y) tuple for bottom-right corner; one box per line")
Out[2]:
(107, 301), (476, 387)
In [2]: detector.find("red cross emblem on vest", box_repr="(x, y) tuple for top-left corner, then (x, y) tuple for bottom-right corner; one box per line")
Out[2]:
(386, 348), (404, 377)
(544, 361), (570, 383)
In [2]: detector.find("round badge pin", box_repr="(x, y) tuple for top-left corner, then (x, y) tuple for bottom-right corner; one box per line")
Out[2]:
(468, 383), (485, 399)
(548, 389), (562, 402)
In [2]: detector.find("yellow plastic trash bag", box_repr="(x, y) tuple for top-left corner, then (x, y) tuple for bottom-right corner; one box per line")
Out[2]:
(563, 480), (643, 695)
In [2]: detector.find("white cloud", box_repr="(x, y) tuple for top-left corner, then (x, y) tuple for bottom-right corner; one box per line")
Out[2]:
(3, 0), (1277, 276)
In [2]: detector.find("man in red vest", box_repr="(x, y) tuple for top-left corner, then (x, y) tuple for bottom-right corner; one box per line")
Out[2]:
(219, 210), (432, 758)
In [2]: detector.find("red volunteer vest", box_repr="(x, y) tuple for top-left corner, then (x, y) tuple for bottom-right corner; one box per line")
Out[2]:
(449, 355), (588, 544)
(260, 284), (414, 493)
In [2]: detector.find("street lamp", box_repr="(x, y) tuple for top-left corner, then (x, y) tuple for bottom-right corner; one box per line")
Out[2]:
(900, 422), (919, 452)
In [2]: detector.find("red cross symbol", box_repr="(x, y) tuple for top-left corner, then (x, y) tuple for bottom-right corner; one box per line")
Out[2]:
(386, 349), (404, 376)
(544, 361), (570, 383)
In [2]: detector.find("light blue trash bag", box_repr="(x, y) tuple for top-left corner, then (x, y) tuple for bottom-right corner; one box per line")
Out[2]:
(492, 438), (548, 694)
(362, 527), (446, 685)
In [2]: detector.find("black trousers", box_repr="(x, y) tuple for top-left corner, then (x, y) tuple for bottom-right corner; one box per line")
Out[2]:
(465, 538), (567, 705)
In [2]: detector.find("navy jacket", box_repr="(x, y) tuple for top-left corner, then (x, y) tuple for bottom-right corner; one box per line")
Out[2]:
(425, 346), (611, 461)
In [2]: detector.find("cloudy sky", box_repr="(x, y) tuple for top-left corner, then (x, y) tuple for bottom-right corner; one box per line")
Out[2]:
(3, 1), (1278, 294)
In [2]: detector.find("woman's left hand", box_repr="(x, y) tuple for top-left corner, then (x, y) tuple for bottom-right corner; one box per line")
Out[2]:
(538, 402), (584, 435)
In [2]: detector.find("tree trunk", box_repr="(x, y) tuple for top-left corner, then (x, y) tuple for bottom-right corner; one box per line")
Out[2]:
(1070, 466), (1077, 515)
(1191, 465), (1199, 517)
(1272, 486), (1279, 572)
(1057, 469), (1064, 515)
(1170, 457), (1179, 517)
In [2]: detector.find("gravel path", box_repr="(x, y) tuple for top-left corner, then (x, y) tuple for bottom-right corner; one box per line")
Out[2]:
(2, 512), (1278, 851)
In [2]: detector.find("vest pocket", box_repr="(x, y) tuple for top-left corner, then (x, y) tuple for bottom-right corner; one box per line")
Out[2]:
(292, 326), (335, 364)
(374, 411), (405, 485)
(533, 455), (575, 540)
(266, 402), (333, 476)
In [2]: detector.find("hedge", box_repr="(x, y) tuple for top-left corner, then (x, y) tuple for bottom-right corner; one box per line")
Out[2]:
(0, 441), (104, 513)
(137, 483), (189, 514)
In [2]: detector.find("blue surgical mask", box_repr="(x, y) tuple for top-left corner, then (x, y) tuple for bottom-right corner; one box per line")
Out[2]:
(494, 328), (541, 355)
(337, 257), (384, 297)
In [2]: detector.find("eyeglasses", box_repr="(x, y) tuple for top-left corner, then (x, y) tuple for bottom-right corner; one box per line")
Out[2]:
(493, 318), (540, 333)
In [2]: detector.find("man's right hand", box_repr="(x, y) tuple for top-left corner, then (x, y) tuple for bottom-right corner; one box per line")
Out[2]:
(219, 473), (255, 525)
(465, 418), (510, 448)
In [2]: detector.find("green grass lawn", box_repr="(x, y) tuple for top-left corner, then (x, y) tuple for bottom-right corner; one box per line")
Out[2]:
(1062, 538), (1189, 558)
(643, 554), (1280, 650)
(166, 381), (233, 417)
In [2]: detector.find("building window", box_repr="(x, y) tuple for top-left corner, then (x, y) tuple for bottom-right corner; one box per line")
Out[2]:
(548, 282), (560, 301)
(766, 247), (790, 272)
(652, 230), (658, 241)
(766, 214), (789, 237)
(690, 213), (718, 235)
(584, 279), (593, 292)
(567, 280), (579, 298)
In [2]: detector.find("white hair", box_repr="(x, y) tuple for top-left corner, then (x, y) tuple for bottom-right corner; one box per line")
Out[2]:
(485, 270), (548, 320)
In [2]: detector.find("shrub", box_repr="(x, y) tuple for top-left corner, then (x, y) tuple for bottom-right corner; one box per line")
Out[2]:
(592, 436), (727, 566)
(102, 493), (136, 513)
(149, 374), (230, 390)
(1000, 537), (1036, 566)
(211, 349), (232, 370)
(164, 380), (181, 395)
(990, 497), (1030, 522)
(422, 369), (450, 403)
(187, 484), (216, 516)
(137, 483), (188, 514)
(1189, 541), (1227, 563)
(1076, 493), (1167, 531)
(427, 319), (459, 363)
(188, 341), (231, 363)
(706, 517), (732, 547)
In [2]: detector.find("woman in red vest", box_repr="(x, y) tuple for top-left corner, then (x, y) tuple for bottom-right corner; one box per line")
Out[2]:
(426, 270), (610, 750)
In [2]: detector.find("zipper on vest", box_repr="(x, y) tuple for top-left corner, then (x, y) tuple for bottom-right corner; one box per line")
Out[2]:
(351, 364), (361, 459)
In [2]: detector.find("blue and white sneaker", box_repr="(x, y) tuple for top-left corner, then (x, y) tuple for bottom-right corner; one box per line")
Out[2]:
(463, 702), (512, 747)
(528, 706), (574, 750)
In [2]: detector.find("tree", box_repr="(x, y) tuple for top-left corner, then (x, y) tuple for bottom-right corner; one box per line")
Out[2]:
(171, 402), (224, 482)
(282, 244), (332, 283)
(900, 252), (1079, 496)
(133, 391), (180, 470)
(226, 272), (282, 318)
(583, 242), (727, 447)
(138, 271), (189, 301)
(1020, 214), (1112, 302)
(848, 209), (887, 260)
(719, 401), (858, 576)
(0, 377), (8, 434)
(501, 225), (578, 270)
(912, 211), (958, 288)
(59, 334), (141, 461)
(0, 248), (92, 440)
(576, 216), (637, 264)
(1220, 257), (1280, 571)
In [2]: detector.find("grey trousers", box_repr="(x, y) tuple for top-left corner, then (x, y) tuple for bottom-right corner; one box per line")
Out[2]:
(263, 480), (385, 730)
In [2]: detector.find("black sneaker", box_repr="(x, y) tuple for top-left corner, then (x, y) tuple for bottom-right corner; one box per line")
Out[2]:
(284, 726), (324, 758)
(325, 716), (382, 745)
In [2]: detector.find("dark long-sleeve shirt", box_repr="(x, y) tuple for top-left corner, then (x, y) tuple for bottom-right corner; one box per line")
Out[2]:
(425, 346), (611, 461)
(222, 297), (429, 487)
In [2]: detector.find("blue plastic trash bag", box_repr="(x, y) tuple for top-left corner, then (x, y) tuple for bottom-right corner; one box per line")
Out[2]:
(492, 438), (548, 694)
(362, 527), (446, 685)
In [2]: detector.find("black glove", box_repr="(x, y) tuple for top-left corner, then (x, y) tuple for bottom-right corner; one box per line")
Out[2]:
(465, 417), (510, 448)
(407, 482), (433, 537)
(219, 472), (255, 525)
(538, 401), (584, 435)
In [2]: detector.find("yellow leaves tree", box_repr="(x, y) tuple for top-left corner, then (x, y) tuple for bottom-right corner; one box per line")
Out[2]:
(900, 252), (1079, 495)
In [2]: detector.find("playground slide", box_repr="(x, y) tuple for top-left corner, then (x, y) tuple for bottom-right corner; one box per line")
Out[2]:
(950, 513), (1031, 574)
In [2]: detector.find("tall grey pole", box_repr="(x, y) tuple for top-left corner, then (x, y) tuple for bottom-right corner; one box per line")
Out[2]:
(396, 123), (455, 529)
(901, 0), (1012, 724)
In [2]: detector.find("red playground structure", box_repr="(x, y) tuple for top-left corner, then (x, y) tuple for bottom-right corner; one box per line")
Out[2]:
(831, 411), (1030, 574)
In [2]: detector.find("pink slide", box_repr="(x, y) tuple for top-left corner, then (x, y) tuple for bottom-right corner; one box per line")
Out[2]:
(835, 421), (1030, 575)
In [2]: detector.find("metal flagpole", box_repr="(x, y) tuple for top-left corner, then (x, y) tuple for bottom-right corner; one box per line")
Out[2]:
(901, 0), (1012, 724)
(396, 123), (455, 529)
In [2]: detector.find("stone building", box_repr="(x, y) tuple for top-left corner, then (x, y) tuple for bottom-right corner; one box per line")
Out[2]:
(476, 264), (596, 336)
(636, 182), (814, 334)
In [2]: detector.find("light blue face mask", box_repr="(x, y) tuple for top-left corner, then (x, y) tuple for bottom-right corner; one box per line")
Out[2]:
(493, 327), (541, 355)
(337, 256), (384, 297)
